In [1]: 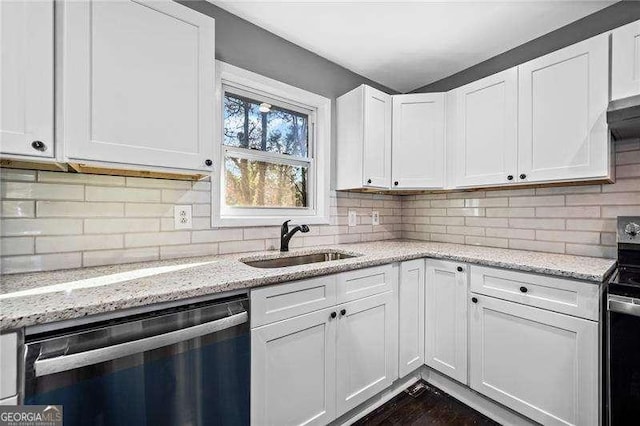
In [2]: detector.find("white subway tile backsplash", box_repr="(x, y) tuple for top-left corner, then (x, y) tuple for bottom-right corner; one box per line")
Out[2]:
(37, 201), (124, 218)
(86, 186), (161, 203)
(1, 169), (36, 182)
(36, 234), (124, 253)
(4, 145), (640, 272)
(125, 232), (191, 248)
(160, 243), (218, 260)
(2, 182), (84, 200)
(1, 201), (35, 218)
(1, 219), (83, 236)
(1, 252), (82, 274)
(535, 230), (600, 244)
(219, 239), (265, 254)
(84, 218), (160, 234)
(83, 247), (159, 267)
(125, 203), (174, 217)
(1, 237), (34, 256)
(192, 229), (243, 243)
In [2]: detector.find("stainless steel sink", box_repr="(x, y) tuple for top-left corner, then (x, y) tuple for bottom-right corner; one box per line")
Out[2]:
(242, 251), (359, 268)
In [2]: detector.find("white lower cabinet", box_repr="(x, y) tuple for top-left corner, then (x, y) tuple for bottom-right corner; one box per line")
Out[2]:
(336, 291), (397, 416)
(398, 259), (425, 377)
(424, 259), (468, 384)
(250, 267), (397, 426)
(469, 295), (599, 426)
(251, 307), (337, 426)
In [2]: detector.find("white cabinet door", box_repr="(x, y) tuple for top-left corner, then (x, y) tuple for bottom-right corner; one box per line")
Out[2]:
(251, 307), (336, 426)
(62, 0), (215, 171)
(398, 259), (425, 377)
(336, 291), (396, 416)
(612, 19), (640, 100)
(392, 93), (445, 189)
(425, 259), (468, 384)
(518, 34), (609, 183)
(453, 69), (518, 188)
(363, 86), (392, 188)
(0, 0), (54, 158)
(469, 295), (598, 426)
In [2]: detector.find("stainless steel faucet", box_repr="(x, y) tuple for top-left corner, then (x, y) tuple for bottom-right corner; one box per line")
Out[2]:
(280, 220), (309, 252)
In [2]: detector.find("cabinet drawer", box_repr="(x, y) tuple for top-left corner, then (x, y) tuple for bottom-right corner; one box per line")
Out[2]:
(337, 264), (395, 303)
(470, 266), (599, 320)
(251, 275), (337, 328)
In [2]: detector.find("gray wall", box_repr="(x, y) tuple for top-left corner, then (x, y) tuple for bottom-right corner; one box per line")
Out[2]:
(178, 0), (396, 97)
(412, 0), (640, 93)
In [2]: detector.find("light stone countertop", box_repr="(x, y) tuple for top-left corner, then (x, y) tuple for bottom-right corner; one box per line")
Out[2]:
(0, 240), (617, 331)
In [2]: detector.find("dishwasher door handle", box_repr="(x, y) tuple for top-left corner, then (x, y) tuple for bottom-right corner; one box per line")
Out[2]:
(609, 298), (640, 318)
(34, 311), (248, 377)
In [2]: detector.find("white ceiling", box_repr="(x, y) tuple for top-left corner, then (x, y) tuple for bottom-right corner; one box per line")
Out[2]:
(212, 0), (615, 92)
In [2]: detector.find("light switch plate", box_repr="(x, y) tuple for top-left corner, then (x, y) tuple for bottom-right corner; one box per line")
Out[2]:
(174, 205), (192, 229)
(348, 210), (357, 227)
(372, 211), (380, 226)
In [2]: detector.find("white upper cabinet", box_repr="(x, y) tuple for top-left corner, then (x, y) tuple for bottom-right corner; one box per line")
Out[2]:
(452, 69), (518, 188)
(336, 85), (392, 189)
(0, 0), (54, 158)
(61, 0), (215, 172)
(392, 94), (445, 189)
(612, 19), (640, 100)
(424, 259), (468, 384)
(518, 33), (610, 184)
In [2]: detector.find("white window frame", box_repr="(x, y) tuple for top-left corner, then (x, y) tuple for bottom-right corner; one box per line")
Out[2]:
(213, 61), (331, 227)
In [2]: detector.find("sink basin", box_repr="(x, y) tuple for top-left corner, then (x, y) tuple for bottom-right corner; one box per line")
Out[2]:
(242, 251), (359, 268)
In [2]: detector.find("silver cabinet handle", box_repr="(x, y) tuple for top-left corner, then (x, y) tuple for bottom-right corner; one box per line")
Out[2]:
(609, 298), (640, 318)
(34, 311), (247, 377)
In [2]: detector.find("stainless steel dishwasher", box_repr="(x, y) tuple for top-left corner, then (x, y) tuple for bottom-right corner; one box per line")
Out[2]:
(21, 295), (250, 426)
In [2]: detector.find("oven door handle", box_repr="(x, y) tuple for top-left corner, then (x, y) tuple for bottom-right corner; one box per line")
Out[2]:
(609, 298), (640, 318)
(34, 310), (248, 377)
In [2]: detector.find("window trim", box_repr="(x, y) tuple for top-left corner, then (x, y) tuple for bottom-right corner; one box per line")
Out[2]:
(213, 61), (331, 227)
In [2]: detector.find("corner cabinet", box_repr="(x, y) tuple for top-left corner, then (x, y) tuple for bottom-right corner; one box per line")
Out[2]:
(612, 19), (640, 100)
(0, 0), (54, 159)
(451, 69), (518, 188)
(518, 33), (610, 184)
(424, 259), (468, 384)
(392, 94), (445, 189)
(469, 295), (598, 426)
(61, 0), (215, 172)
(336, 85), (392, 190)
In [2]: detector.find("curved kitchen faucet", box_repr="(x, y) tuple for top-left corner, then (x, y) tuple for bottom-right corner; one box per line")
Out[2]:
(280, 220), (309, 252)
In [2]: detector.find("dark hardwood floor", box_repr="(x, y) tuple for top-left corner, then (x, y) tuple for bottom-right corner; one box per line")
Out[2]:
(352, 381), (500, 426)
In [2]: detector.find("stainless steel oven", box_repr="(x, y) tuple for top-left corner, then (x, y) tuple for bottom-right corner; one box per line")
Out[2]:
(21, 295), (250, 426)
(607, 217), (640, 425)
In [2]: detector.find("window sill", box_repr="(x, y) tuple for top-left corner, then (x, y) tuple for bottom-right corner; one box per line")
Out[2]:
(213, 214), (330, 228)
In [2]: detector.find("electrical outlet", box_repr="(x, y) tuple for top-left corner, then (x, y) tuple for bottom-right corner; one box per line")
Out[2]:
(174, 205), (192, 229)
(372, 211), (380, 226)
(348, 210), (357, 227)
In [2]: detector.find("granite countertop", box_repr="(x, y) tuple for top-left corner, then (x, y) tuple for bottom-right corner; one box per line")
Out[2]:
(0, 240), (617, 331)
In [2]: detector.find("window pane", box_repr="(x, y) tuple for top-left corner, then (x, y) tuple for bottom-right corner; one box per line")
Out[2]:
(224, 156), (308, 208)
(223, 92), (309, 158)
